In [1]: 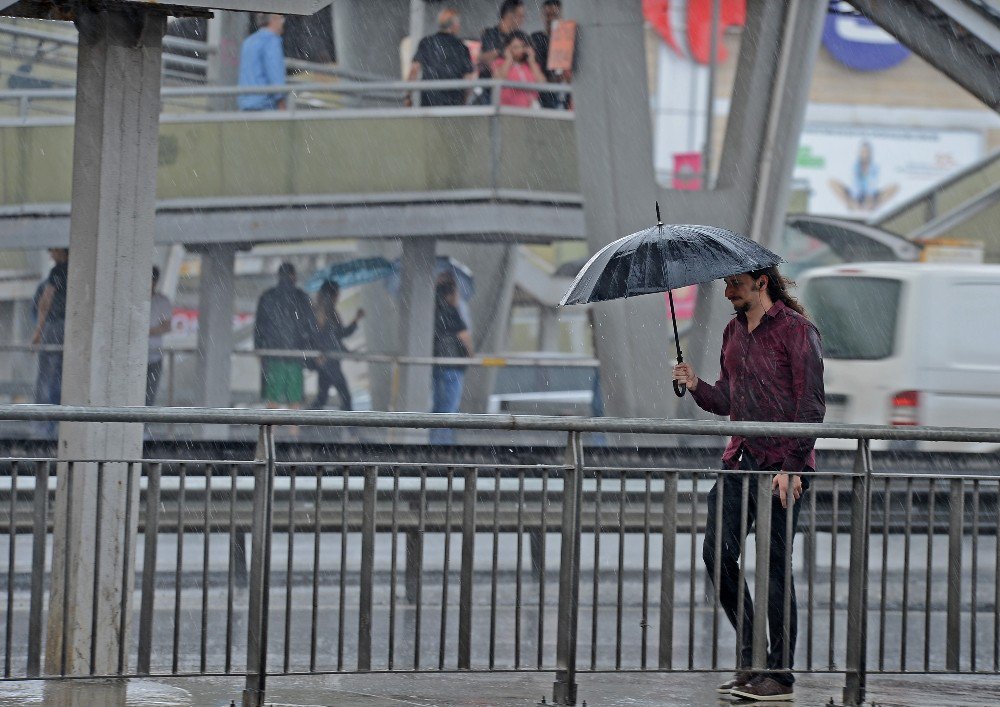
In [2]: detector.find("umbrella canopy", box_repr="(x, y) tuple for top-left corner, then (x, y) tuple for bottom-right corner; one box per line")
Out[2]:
(385, 256), (475, 301)
(559, 207), (783, 397)
(559, 223), (784, 306)
(304, 256), (394, 292)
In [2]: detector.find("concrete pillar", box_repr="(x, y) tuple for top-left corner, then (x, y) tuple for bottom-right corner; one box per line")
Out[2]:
(333, 0), (410, 77)
(568, 0), (671, 419)
(357, 240), (400, 411)
(195, 244), (237, 409)
(395, 238), (436, 413)
(679, 0), (826, 403)
(439, 242), (517, 414)
(206, 11), (247, 111)
(538, 306), (561, 352)
(44, 6), (165, 704)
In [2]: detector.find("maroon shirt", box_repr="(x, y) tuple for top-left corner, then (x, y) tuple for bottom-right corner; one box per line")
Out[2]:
(689, 300), (826, 473)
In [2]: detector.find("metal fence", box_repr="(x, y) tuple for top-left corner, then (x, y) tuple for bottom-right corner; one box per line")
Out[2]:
(0, 406), (999, 706)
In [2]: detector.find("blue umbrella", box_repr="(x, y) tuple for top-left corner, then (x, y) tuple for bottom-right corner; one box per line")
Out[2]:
(385, 256), (475, 301)
(304, 257), (394, 292)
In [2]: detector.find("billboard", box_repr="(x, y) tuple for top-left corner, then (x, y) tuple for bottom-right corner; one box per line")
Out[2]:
(793, 124), (983, 217)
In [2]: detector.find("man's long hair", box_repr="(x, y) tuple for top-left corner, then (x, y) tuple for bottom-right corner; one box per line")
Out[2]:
(749, 265), (808, 318)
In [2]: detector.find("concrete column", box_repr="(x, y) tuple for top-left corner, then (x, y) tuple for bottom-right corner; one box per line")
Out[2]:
(679, 0), (826, 402)
(195, 244), (237, 409)
(568, 0), (670, 419)
(538, 306), (561, 352)
(358, 240), (400, 411)
(333, 0), (410, 78)
(439, 242), (517, 414)
(44, 6), (165, 703)
(206, 11), (247, 111)
(395, 238), (436, 413)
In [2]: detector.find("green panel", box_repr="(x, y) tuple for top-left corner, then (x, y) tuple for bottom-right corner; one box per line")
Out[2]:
(218, 120), (294, 197)
(156, 122), (226, 200)
(17, 125), (74, 205)
(0, 113), (580, 207)
(496, 116), (578, 193)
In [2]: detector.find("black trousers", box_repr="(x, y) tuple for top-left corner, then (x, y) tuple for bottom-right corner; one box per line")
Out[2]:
(312, 362), (352, 411)
(702, 453), (805, 685)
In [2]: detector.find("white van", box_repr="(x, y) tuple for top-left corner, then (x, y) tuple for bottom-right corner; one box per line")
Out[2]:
(798, 263), (1000, 452)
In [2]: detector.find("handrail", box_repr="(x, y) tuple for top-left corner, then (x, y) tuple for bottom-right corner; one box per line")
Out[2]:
(2, 403), (999, 442)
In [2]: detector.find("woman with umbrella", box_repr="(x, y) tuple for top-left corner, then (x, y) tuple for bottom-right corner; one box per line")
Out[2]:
(311, 281), (365, 411)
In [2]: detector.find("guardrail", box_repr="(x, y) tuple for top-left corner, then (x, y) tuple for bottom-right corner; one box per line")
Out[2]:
(0, 78), (575, 120)
(0, 405), (998, 705)
(0, 344), (599, 414)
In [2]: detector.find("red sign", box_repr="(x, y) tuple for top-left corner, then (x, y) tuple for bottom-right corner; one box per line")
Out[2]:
(170, 308), (254, 337)
(672, 152), (703, 190)
(664, 285), (698, 322)
(548, 20), (577, 72)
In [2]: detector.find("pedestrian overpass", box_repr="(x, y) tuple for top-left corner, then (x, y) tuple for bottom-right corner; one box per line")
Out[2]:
(0, 88), (584, 247)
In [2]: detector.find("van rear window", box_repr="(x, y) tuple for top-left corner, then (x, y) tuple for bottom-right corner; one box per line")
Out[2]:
(802, 276), (901, 360)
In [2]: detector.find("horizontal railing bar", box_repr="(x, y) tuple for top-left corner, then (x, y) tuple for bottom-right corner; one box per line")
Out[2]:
(0, 404), (998, 442)
(0, 343), (599, 369)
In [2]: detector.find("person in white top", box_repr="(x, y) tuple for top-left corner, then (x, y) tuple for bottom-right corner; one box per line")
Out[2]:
(147, 266), (173, 406)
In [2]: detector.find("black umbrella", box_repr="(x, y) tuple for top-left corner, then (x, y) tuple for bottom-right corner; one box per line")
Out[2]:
(559, 203), (783, 397)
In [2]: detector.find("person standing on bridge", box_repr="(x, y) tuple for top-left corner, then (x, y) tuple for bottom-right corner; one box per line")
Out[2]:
(672, 267), (825, 702)
(254, 262), (317, 410)
(405, 8), (475, 108)
(31, 248), (68, 438)
(237, 13), (287, 111)
(310, 281), (364, 411)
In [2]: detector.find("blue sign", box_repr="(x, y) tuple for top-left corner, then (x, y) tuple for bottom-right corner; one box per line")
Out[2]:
(822, 2), (910, 72)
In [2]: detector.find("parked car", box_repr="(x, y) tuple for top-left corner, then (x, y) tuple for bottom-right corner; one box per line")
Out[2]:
(798, 263), (1000, 452)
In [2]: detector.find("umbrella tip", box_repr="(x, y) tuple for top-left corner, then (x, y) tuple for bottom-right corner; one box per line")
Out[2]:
(655, 201), (662, 226)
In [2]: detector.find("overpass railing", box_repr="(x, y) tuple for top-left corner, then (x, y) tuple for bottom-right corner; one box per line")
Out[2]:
(0, 405), (998, 705)
(0, 78), (575, 119)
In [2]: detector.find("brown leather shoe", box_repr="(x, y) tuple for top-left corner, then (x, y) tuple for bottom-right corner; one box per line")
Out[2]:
(730, 676), (794, 701)
(716, 671), (755, 694)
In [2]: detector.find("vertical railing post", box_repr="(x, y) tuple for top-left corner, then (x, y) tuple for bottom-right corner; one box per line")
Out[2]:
(946, 477), (965, 671)
(137, 463), (162, 675)
(552, 431), (584, 706)
(843, 439), (872, 706)
(243, 425), (276, 707)
(657, 471), (678, 669)
(458, 467), (478, 669)
(751, 470), (772, 671)
(357, 465), (377, 670)
(26, 461), (51, 677)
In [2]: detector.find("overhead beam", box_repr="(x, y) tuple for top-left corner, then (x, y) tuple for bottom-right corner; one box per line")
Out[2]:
(0, 197), (586, 248)
(850, 0), (1000, 111)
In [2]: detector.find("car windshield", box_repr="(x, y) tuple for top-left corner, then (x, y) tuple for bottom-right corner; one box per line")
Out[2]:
(802, 276), (901, 360)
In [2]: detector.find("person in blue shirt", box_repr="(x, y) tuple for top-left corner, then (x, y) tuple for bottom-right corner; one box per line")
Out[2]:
(238, 13), (287, 111)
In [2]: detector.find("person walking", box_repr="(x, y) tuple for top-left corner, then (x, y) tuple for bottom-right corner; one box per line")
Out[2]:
(431, 278), (473, 444)
(405, 8), (475, 107)
(672, 267), (825, 702)
(237, 13), (287, 111)
(530, 0), (570, 109)
(146, 266), (173, 406)
(31, 248), (68, 437)
(254, 262), (317, 409)
(311, 281), (364, 411)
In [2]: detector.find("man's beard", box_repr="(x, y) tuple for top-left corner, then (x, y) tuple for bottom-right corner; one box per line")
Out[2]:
(731, 299), (751, 313)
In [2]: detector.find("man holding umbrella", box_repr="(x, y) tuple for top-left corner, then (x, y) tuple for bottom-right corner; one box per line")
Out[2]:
(673, 267), (825, 701)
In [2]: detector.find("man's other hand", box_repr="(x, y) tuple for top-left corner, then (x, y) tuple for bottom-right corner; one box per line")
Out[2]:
(772, 473), (803, 509)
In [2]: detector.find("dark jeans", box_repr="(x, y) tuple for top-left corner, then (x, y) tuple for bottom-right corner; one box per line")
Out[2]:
(146, 359), (162, 406)
(312, 363), (352, 411)
(34, 351), (62, 439)
(702, 452), (806, 686)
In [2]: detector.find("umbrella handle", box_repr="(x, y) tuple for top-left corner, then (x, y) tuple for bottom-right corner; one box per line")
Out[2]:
(673, 380), (686, 397)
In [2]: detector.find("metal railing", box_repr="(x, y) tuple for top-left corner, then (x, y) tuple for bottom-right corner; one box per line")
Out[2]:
(0, 78), (576, 120)
(0, 343), (598, 412)
(0, 405), (999, 706)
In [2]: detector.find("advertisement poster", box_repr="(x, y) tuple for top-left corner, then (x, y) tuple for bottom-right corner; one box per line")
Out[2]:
(793, 124), (982, 217)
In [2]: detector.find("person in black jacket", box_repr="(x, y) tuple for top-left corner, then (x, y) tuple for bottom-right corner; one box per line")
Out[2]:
(311, 281), (364, 410)
(254, 262), (317, 408)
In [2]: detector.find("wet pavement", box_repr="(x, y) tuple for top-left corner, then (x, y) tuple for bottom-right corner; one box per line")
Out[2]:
(2, 671), (1000, 706)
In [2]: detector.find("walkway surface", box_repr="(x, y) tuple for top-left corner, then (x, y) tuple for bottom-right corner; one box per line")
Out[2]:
(2, 672), (999, 706)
